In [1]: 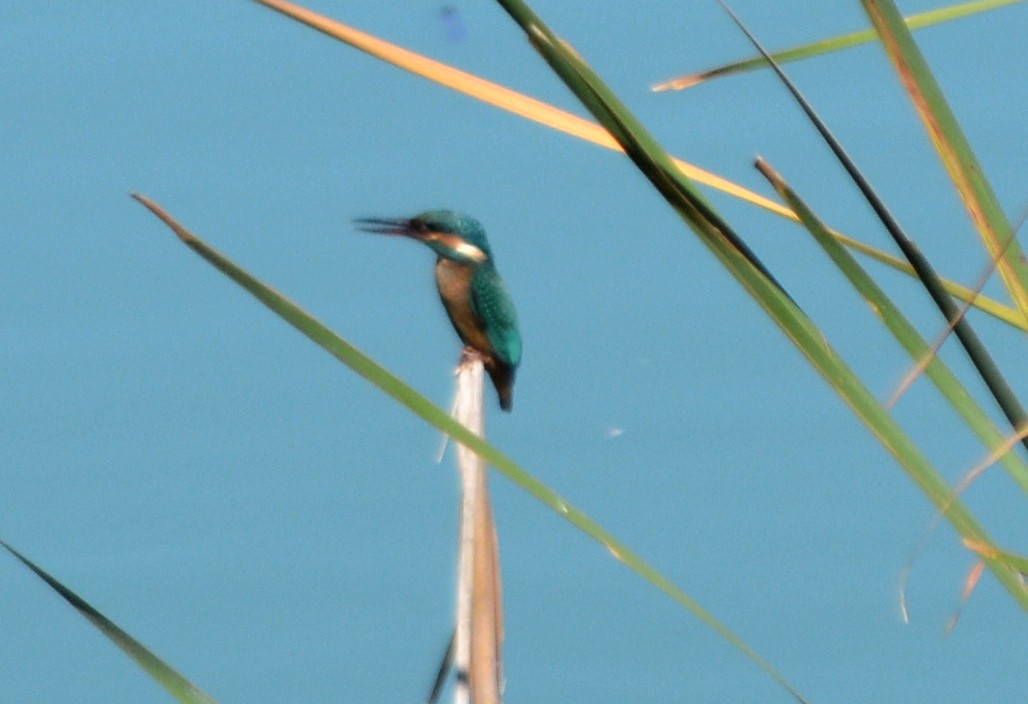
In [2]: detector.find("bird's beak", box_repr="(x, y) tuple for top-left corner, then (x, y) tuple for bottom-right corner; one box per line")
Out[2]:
(355, 216), (489, 263)
(353, 217), (423, 238)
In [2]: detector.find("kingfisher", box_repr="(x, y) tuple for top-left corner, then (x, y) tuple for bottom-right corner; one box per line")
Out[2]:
(355, 210), (522, 412)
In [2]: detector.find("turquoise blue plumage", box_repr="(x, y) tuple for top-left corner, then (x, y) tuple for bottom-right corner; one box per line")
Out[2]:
(355, 210), (521, 411)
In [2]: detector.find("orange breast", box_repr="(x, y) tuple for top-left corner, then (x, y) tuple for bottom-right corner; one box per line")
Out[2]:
(434, 259), (494, 357)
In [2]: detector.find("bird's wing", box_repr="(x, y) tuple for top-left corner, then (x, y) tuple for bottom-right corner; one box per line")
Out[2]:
(471, 267), (522, 368)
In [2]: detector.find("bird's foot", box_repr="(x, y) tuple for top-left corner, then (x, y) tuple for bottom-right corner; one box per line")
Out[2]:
(456, 346), (488, 372)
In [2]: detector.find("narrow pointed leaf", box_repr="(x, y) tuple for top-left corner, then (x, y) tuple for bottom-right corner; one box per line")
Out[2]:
(1, 540), (217, 704)
(835, 235), (1024, 330)
(755, 157), (1028, 495)
(487, 0), (1027, 619)
(861, 0), (1028, 322)
(720, 0), (1028, 455)
(425, 633), (454, 704)
(652, 0), (1024, 91)
(248, 0), (768, 216)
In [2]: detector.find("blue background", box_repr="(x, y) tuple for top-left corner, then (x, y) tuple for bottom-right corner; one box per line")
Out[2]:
(2, 1), (1026, 702)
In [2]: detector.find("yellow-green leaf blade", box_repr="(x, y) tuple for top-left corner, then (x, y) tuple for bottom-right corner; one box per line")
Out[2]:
(861, 0), (1028, 323)
(490, 0), (1028, 618)
(652, 0), (1024, 91)
(1, 540), (217, 704)
(756, 158), (1028, 495)
(833, 231), (1024, 330)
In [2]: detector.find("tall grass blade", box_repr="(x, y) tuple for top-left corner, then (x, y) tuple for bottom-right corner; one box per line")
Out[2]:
(838, 235), (1023, 330)
(752, 157), (1028, 491)
(426, 633), (454, 704)
(248, 0), (763, 214)
(754, 160), (1028, 606)
(861, 0), (1028, 322)
(719, 0), (1028, 455)
(651, 0), (1023, 92)
(1, 540), (217, 704)
(887, 222), (1023, 409)
(488, 0), (1027, 617)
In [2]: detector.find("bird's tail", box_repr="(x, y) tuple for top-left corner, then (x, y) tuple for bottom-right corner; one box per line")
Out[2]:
(487, 364), (515, 412)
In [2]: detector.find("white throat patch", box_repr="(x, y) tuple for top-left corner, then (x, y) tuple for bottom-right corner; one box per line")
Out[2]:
(430, 233), (489, 263)
(454, 240), (488, 262)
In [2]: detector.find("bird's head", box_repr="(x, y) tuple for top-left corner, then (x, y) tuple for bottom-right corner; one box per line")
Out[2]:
(355, 209), (492, 265)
